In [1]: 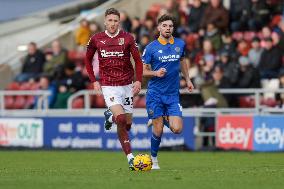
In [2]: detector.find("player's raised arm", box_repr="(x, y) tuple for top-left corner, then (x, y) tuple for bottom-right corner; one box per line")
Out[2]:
(84, 37), (97, 83)
(180, 57), (194, 92)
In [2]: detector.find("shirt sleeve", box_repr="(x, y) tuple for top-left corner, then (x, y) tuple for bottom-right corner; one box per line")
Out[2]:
(142, 45), (152, 64)
(129, 35), (143, 82)
(84, 36), (97, 82)
(180, 41), (186, 58)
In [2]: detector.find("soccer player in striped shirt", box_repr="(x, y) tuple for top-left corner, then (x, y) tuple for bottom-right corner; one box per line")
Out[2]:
(85, 8), (143, 170)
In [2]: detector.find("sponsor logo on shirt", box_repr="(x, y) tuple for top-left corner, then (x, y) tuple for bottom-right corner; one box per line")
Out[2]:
(101, 49), (124, 57)
(158, 54), (180, 62)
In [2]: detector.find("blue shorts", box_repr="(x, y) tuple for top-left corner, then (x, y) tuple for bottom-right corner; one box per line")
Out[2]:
(146, 92), (182, 119)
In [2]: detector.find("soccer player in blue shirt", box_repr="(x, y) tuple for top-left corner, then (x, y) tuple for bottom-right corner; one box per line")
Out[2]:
(142, 14), (194, 169)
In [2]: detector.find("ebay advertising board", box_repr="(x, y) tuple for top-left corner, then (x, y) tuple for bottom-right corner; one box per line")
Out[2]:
(217, 115), (284, 151)
(217, 115), (253, 150)
(0, 118), (43, 147)
(253, 116), (284, 151)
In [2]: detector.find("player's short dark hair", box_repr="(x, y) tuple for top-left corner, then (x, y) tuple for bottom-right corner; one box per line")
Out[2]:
(105, 8), (120, 18)
(157, 14), (176, 25)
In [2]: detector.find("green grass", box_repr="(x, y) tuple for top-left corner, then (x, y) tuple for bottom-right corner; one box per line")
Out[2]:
(0, 151), (283, 189)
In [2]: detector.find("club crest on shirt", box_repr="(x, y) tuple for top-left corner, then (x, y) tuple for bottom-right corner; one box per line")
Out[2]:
(118, 38), (124, 45)
(175, 47), (180, 53)
(110, 97), (114, 102)
(148, 109), (154, 116)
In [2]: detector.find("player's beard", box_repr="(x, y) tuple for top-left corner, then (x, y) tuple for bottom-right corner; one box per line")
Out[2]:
(161, 31), (172, 39)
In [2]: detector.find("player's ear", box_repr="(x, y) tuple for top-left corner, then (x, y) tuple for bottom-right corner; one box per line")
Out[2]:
(157, 24), (161, 32)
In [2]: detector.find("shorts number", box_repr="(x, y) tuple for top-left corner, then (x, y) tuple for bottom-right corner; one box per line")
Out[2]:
(124, 97), (133, 105)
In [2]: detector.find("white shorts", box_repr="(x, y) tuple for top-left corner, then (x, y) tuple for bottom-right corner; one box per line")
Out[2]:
(101, 84), (133, 113)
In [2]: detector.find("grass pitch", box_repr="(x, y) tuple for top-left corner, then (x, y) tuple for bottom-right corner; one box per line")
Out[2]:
(0, 151), (283, 189)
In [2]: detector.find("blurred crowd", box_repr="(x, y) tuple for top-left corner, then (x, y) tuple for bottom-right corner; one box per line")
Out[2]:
(6, 0), (284, 110)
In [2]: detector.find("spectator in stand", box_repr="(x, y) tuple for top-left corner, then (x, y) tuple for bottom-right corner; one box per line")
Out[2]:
(248, 0), (271, 31)
(212, 65), (231, 88)
(52, 84), (72, 109)
(204, 23), (222, 50)
(237, 56), (261, 88)
(187, 0), (206, 33)
(216, 50), (239, 87)
(164, 0), (180, 25)
(248, 36), (263, 68)
(89, 21), (101, 36)
(43, 40), (69, 80)
(120, 11), (132, 32)
(59, 63), (86, 93)
(34, 74), (56, 109)
(75, 18), (91, 51)
(200, 0), (229, 33)
(131, 17), (141, 41)
(258, 37), (283, 79)
(195, 39), (215, 65)
(219, 32), (237, 57)
(236, 39), (250, 56)
(139, 17), (156, 41)
(229, 0), (252, 31)
(139, 34), (150, 53)
(261, 26), (272, 39)
(52, 62), (85, 109)
(15, 42), (45, 82)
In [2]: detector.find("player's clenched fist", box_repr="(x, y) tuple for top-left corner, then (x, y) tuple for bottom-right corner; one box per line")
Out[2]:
(155, 68), (167, 77)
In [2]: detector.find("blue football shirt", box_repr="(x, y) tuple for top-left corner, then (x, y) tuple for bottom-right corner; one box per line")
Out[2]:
(142, 37), (185, 95)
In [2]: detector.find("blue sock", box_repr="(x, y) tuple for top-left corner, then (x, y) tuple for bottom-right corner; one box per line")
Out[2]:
(151, 134), (161, 157)
(163, 117), (170, 128)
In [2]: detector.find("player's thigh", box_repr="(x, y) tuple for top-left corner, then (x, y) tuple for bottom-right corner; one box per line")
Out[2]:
(152, 116), (164, 136)
(109, 104), (125, 117)
(168, 116), (183, 134)
(122, 84), (134, 114)
(165, 98), (183, 133)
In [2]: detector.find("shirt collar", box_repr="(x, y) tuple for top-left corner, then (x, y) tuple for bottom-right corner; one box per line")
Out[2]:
(105, 29), (120, 38)
(157, 36), (174, 45)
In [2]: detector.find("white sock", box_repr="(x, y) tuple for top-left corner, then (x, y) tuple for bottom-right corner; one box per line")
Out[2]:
(108, 115), (113, 123)
(127, 153), (134, 162)
(151, 156), (158, 162)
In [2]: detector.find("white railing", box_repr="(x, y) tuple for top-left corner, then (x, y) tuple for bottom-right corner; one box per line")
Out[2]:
(67, 88), (284, 114)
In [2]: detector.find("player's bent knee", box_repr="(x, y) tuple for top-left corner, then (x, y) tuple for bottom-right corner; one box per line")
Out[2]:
(171, 126), (183, 134)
